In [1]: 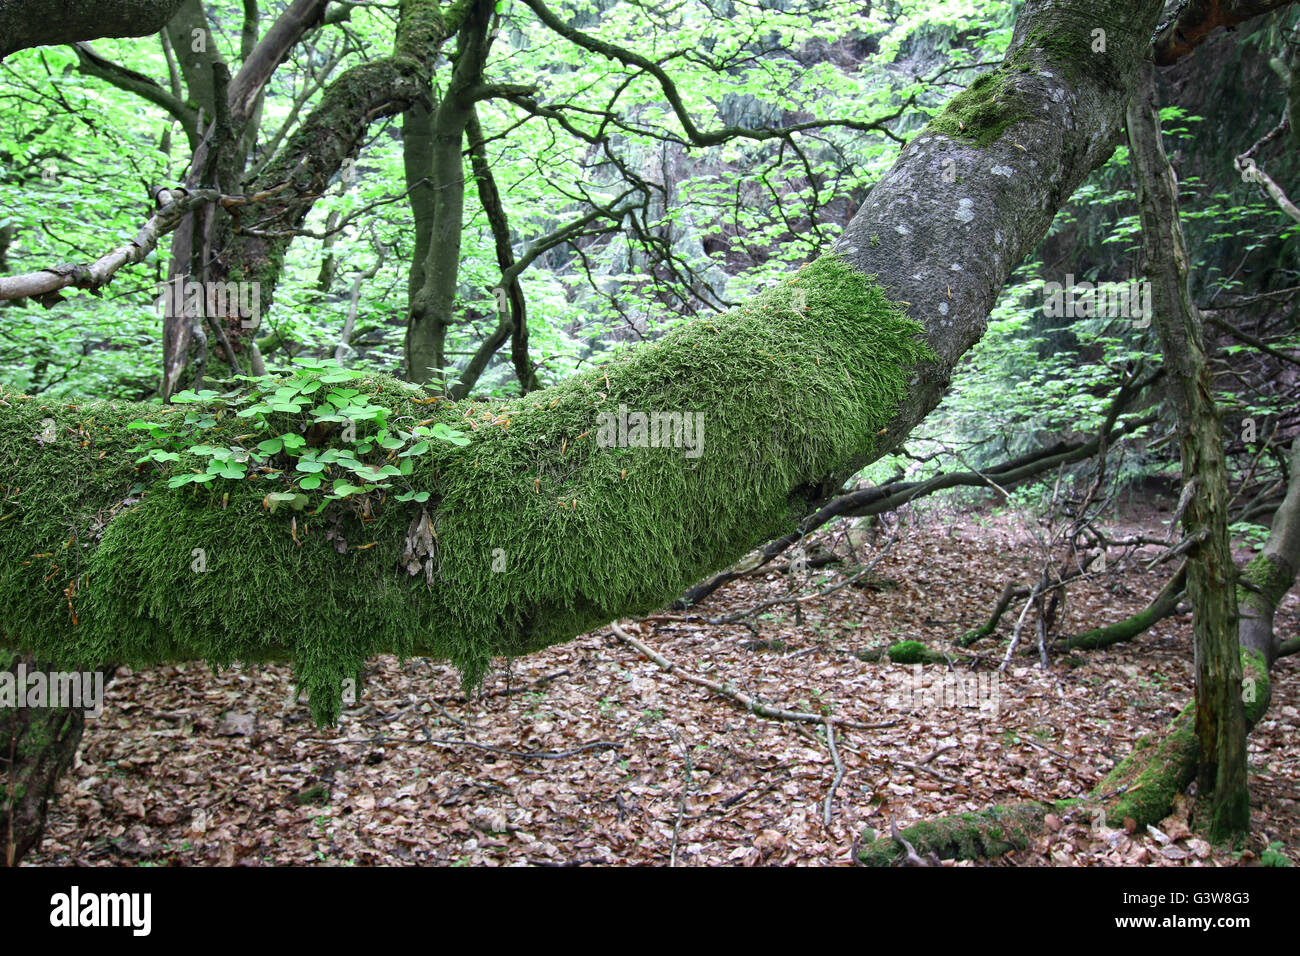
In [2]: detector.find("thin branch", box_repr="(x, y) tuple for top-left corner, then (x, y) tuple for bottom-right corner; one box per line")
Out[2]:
(0, 183), (287, 304)
(610, 622), (898, 731)
(822, 719), (844, 828)
(521, 0), (906, 146)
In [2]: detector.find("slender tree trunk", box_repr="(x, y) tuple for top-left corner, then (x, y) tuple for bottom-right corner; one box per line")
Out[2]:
(1238, 434), (1300, 675)
(0, 0), (1175, 865)
(404, 0), (495, 385)
(1126, 64), (1249, 842)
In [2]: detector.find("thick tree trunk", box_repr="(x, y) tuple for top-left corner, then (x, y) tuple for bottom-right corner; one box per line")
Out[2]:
(1127, 64), (1249, 841)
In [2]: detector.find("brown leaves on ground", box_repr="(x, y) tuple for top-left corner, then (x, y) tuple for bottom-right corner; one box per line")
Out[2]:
(24, 508), (1300, 866)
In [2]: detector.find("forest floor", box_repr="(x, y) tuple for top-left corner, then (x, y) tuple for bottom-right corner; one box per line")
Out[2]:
(25, 501), (1300, 867)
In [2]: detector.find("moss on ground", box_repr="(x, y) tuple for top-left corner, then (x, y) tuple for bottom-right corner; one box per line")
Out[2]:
(1, 254), (934, 724)
(886, 640), (929, 664)
(857, 802), (1046, 866)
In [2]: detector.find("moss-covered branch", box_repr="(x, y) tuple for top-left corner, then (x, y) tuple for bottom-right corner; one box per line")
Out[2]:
(857, 803), (1049, 866)
(2, 257), (932, 725)
(1061, 566), (1187, 651)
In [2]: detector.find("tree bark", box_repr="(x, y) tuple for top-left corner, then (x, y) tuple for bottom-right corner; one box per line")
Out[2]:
(1127, 63), (1249, 842)
(1238, 434), (1300, 674)
(0, 0), (188, 60)
(0, 654), (107, 867)
(404, 0), (495, 385)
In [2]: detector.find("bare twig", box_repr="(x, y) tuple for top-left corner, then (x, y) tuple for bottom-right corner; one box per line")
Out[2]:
(669, 729), (692, 867)
(0, 183), (288, 304)
(822, 718), (845, 828)
(889, 816), (930, 867)
(610, 622), (898, 731)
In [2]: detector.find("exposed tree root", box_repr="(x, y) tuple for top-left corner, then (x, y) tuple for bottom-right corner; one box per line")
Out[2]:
(956, 564), (1185, 656)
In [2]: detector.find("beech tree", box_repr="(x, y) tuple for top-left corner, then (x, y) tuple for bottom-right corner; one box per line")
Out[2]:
(2, 0), (1299, 865)
(0, 1), (190, 60)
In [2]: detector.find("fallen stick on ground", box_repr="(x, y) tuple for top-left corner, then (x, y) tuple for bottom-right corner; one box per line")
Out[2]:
(610, 621), (899, 731)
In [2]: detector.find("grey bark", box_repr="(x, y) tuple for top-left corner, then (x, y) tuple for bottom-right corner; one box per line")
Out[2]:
(832, 2), (1166, 465)
(0, 0), (187, 60)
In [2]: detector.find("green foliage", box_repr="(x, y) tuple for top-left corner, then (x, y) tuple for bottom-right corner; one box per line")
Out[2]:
(1261, 841), (1293, 867)
(1229, 521), (1270, 552)
(125, 360), (467, 509)
(0, 0), (1010, 400)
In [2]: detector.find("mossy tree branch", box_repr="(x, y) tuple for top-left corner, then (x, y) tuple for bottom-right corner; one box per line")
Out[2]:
(1062, 565), (1187, 651)
(2, 0), (1174, 732)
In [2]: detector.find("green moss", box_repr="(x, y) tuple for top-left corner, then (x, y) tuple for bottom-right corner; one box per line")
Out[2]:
(929, 21), (1120, 149)
(0, 402), (146, 648)
(293, 783), (330, 806)
(1, 254), (934, 725)
(1010, 25), (1116, 89)
(887, 640), (929, 664)
(928, 71), (1030, 148)
(1240, 647), (1270, 726)
(857, 802), (1044, 866)
(1240, 552), (1294, 606)
(1100, 705), (1198, 826)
